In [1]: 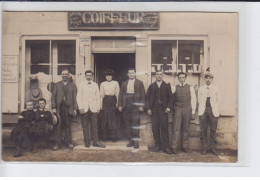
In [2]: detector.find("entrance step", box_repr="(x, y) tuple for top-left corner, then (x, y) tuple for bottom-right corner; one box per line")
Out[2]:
(73, 140), (148, 152)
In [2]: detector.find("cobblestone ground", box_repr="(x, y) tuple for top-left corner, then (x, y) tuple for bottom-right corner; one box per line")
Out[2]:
(2, 147), (237, 163)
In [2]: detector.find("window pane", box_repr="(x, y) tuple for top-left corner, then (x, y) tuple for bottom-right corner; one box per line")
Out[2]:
(57, 40), (76, 64)
(31, 65), (50, 74)
(58, 65), (75, 75)
(178, 40), (203, 73)
(152, 44), (173, 64)
(30, 41), (50, 64)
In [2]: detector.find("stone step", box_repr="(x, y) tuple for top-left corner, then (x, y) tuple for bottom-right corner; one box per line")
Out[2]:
(73, 144), (148, 152)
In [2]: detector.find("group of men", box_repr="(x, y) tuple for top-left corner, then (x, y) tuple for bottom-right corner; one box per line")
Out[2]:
(50, 67), (220, 156)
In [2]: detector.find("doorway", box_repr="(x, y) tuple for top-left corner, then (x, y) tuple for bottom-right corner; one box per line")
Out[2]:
(94, 53), (135, 86)
(94, 53), (135, 141)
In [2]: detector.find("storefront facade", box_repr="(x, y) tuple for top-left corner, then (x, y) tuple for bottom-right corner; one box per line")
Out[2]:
(2, 12), (238, 150)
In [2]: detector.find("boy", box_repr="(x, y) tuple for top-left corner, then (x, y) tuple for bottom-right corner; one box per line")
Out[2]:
(30, 98), (54, 153)
(10, 100), (36, 157)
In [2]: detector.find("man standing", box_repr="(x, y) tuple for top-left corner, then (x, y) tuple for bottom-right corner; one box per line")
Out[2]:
(147, 70), (172, 154)
(51, 68), (78, 150)
(171, 72), (196, 154)
(198, 71), (220, 155)
(118, 68), (145, 149)
(77, 70), (105, 148)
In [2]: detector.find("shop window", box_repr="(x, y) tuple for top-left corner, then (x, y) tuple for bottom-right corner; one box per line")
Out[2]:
(27, 40), (76, 75)
(151, 40), (203, 75)
(58, 65), (76, 75)
(57, 41), (76, 64)
(28, 40), (50, 75)
(57, 40), (76, 75)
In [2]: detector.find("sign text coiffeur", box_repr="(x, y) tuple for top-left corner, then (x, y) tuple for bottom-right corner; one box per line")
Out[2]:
(68, 12), (159, 30)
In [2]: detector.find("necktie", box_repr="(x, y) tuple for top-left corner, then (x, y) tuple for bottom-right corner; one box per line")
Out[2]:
(207, 86), (210, 97)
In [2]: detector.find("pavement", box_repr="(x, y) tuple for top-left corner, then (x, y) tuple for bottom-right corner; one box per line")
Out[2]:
(1, 126), (237, 163)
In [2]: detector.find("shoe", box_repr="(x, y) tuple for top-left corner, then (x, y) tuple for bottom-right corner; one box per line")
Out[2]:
(14, 146), (22, 157)
(151, 146), (162, 152)
(134, 141), (139, 149)
(93, 142), (106, 148)
(183, 148), (189, 153)
(210, 148), (218, 155)
(171, 148), (177, 154)
(201, 149), (208, 155)
(163, 148), (172, 154)
(67, 143), (74, 149)
(126, 141), (134, 147)
(32, 144), (38, 153)
(85, 143), (90, 148)
(201, 143), (208, 155)
(52, 144), (60, 151)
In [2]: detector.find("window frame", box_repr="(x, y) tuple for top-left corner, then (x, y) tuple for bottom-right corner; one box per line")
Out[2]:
(148, 35), (209, 86)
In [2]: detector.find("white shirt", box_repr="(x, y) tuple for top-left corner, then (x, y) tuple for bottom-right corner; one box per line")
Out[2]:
(198, 84), (220, 117)
(171, 83), (197, 114)
(100, 80), (120, 107)
(77, 80), (100, 113)
(127, 79), (135, 94)
(156, 81), (162, 88)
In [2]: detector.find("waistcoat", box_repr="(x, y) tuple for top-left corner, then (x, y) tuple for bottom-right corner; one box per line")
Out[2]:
(174, 84), (191, 107)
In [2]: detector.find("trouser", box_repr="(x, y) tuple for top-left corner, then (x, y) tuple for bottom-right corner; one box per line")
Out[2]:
(172, 105), (191, 149)
(13, 129), (32, 149)
(151, 106), (169, 149)
(122, 106), (140, 141)
(199, 106), (218, 149)
(55, 103), (73, 145)
(81, 110), (99, 145)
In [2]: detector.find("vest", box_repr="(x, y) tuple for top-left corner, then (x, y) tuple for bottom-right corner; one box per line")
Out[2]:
(174, 84), (191, 107)
(154, 85), (163, 105)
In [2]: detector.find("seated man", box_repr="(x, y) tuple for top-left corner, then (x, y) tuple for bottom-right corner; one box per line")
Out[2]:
(30, 98), (54, 153)
(10, 100), (36, 157)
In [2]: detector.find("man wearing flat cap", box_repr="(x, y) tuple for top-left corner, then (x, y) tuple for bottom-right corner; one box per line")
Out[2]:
(198, 70), (220, 155)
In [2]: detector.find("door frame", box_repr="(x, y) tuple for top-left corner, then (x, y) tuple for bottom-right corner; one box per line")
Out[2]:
(20, 35), (79, 112)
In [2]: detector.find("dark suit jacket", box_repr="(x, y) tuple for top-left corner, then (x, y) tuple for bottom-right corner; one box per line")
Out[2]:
(51, 81), (78, 115)
(118, 79), (145, 108)
(146, 81), (173, 111)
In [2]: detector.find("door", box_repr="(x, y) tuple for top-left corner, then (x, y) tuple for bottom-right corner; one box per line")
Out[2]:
(94, 53), (135, 140)
(25, 40), (76, 109)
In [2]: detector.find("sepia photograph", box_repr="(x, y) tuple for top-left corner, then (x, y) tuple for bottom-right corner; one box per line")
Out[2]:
(1, 10), (238, 163)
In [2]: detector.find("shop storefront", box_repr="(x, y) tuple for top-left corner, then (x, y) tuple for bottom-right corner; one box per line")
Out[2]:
(2, 11), (238, 150)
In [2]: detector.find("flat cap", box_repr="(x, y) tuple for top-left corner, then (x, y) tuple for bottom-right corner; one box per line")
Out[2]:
(204, 71), (214, 78)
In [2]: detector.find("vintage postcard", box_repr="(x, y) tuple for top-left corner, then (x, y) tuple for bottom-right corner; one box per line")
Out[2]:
(1, 10), (238, 163)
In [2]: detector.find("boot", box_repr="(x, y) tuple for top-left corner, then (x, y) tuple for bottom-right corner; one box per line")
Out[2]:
(126, 140), (134, 147)
(14, 145), (22, 157)
(133, 141), (139, 149)
(32, 143), (38, 153)
(201, 143), (208, 155)
(210, 147), (218, 155)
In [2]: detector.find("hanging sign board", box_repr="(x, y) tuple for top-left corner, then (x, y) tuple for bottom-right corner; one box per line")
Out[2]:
(68, 12), (159, 30)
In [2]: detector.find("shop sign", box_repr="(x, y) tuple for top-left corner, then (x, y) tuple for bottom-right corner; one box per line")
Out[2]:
(68, 11), (159, 30)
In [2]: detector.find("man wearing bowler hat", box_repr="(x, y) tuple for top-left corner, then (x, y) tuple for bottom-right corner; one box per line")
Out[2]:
(198, 70), (220, 155)
(51, 68), (78, 150)
(171, 72), (196, 154)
